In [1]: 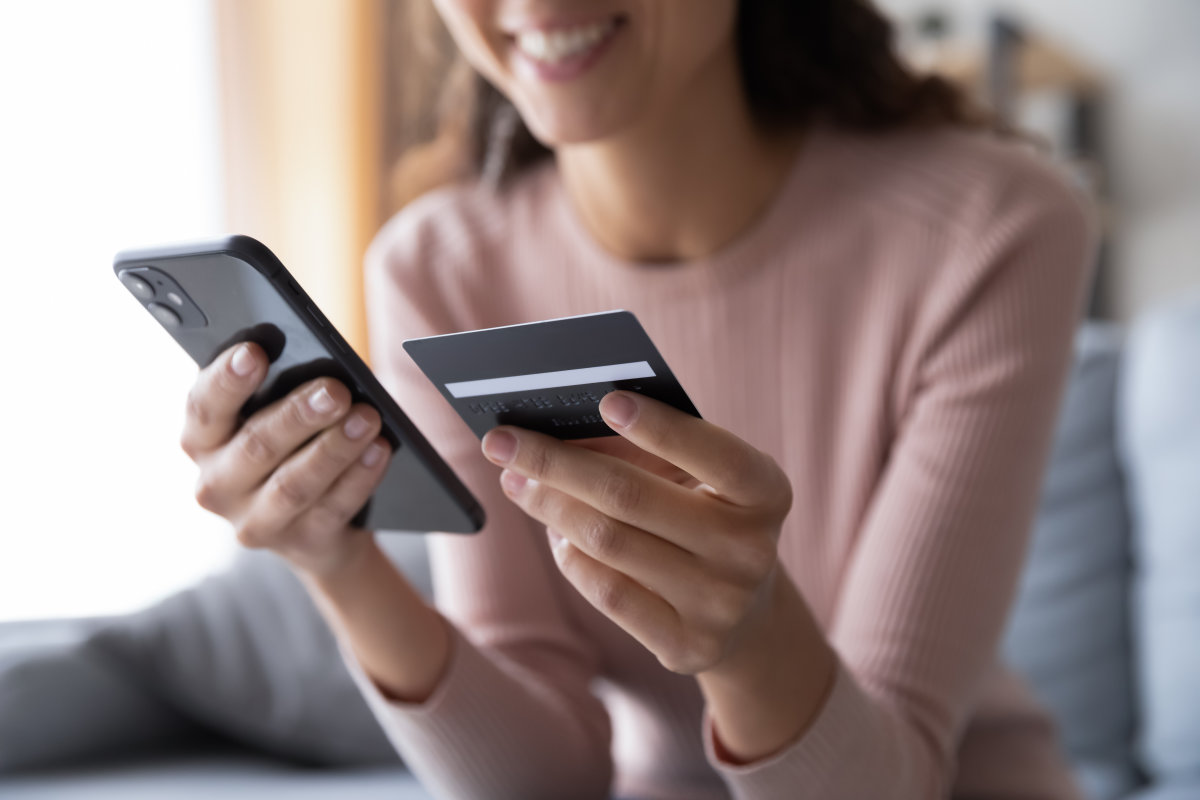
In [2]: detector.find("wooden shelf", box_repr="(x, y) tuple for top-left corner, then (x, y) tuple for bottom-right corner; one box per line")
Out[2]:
(927, 36), (1103, 97)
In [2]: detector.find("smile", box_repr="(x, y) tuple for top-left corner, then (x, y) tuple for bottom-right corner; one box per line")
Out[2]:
(512, 16), (624, 68)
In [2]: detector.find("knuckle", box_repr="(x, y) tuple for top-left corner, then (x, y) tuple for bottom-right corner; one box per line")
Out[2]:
(179, 431), (200, 460)
(184, 387), (212, 429)
(304, 500), (350, 534)
(211, 364), (244, 398)
(659, 633), (723, 675)
(713, 446), (758, 492)
(731, 535), (778, 583)
(233, 522), (267, 550)
(521, 478), (550, 516)
(655, 632), (688, 673)
(687, 633), (725, 673)
(237, 422), (279, 466)
(269, 471), (312, 511)
(320, 474), (375, 525)
(285, 391), (317, 428)
(656, 651), (686, 673)
(597, 472), (642, 516)
(581, 516), (623, 561)
(314, 432), (356, 471)
(592, 574), (628, 617)
(193, 475), (222, 513)
(702, 583), (749, 631)
(762, 453), (794, 513)
(525, 442), (553, 480)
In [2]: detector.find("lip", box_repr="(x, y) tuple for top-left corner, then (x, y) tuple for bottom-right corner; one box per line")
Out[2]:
(505, 14), (627, 83)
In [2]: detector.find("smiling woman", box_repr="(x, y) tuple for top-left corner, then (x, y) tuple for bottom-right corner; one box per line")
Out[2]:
(273, 2), (1095, 799)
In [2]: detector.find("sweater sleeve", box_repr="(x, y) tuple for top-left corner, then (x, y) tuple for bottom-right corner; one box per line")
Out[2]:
(705, 165), (1096, 798)
(332, 191), (614, 800)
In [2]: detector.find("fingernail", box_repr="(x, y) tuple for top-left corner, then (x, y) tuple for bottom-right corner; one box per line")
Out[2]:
(231, 344), (256, 376)
(500, 469), (528, 495)
(309, 387), (336, 414)
(343, 413), (370, 440)
(601, 392), (638, 428)
(362, 441), (386, 467)
(482, 430), (518, 464)
(546, 528), (562, 546)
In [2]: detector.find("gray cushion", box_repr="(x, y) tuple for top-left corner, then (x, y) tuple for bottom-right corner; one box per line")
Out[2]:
(1119, 292), (1200, 783)
(0, 620), (200, 771)
(1126, 781), (1200, 800)
(1002, 323), (1139, 800)
(1, 750), (429, 799)
(83, 534), (433, 768)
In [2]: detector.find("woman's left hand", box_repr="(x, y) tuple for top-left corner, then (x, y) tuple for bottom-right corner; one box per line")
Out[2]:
(480, 390), (794, 676)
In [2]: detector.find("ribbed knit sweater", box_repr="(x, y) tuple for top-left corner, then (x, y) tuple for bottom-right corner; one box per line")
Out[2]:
(339, 123), (1095, 799)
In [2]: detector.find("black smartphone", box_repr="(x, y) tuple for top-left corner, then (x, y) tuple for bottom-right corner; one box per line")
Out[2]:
(112, 235), (485, 534)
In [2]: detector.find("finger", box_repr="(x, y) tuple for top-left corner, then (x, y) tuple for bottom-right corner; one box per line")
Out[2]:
(570, 436), (695, 485)
(501, 469), (712, 604)
(599, 391), (789, 509)
(235, 404), (382, 545)
(550, 539), (695, 671)
(297, 435), (392, 536)
(181, 342), (267, 457)
(213, 379), (355, 491)
(483, 426), (725, 555)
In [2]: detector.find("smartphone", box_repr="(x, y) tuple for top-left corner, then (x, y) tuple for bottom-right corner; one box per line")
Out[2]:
(112, 235), (485, 534)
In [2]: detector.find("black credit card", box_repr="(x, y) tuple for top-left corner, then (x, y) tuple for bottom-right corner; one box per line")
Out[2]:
(403, 310), (700, 439)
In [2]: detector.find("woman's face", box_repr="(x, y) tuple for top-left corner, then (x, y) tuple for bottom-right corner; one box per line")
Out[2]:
(432, 0), (739, 146)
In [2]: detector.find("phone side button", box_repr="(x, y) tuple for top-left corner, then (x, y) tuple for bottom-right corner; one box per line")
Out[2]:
(304, 304), (328, 328)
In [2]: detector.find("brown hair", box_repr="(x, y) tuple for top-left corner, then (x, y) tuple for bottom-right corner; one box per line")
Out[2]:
(387, 0), (993, 201)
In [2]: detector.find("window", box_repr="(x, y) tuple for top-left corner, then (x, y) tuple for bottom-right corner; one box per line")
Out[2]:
(0, 0), (235, 621)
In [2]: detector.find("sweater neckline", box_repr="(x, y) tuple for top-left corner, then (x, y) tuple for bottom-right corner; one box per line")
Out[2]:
(544, 124), (828, 288)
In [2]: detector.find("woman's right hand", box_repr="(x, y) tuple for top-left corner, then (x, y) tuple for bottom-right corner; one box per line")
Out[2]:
(180, 341), (394, 578)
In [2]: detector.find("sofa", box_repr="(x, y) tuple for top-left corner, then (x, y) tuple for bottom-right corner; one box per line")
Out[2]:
(2, 294), (1198, 799)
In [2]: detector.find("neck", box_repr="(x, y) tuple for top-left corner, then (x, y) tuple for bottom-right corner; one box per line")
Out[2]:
(555, 47), (802, 263)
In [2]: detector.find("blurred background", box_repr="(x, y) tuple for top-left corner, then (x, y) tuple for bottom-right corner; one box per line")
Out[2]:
(0, 0), (1197, 622)
(881, 0), (1200, 321)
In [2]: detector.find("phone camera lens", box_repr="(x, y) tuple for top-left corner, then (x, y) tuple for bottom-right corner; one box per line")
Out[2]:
(148, 302), (182, 329)
(120, 271), (155, 301)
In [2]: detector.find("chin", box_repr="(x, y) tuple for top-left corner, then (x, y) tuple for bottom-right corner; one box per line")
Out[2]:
(516, 101), (634, 149)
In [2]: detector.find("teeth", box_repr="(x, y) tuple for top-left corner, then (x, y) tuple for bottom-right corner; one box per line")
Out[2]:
(516, 19), (617, 64)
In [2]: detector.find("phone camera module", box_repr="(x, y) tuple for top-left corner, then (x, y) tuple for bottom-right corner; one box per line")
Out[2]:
(148, 302), (182, 329)
(118, 266), (207, 329)
(119, 271), (155, 301)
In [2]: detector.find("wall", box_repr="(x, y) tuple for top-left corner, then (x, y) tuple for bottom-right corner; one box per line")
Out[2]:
(878, 0), (1200, 320)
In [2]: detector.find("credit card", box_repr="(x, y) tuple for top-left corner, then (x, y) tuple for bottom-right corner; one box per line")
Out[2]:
(403, 310), (700, 440)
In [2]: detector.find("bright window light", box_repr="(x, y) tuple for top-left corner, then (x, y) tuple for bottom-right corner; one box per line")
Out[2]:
(0, 0), (236, 621)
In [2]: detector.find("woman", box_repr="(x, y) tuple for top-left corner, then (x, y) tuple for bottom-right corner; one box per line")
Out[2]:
(181, 1), (1094, 797)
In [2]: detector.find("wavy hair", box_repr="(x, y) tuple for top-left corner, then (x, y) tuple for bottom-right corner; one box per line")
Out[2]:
(388, 0), (993, 194)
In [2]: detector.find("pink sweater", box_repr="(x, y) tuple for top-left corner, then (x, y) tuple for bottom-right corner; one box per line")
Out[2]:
(340, 124), (1094, 799)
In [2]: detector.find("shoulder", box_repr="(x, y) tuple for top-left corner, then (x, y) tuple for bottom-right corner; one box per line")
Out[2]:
(813, 125), (1098, 338)
(823, 125), (1095, 251)
(365, 160), (558, 297)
